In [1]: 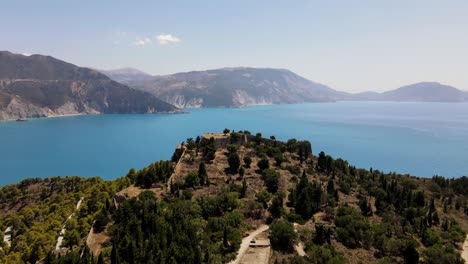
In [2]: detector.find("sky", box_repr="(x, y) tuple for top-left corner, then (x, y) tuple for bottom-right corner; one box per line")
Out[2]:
(1, 0), (468, 93)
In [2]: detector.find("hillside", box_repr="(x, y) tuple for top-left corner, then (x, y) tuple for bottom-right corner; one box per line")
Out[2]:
(126, 67), (347, 108)
(0, 130), (467, 264)
(0, 51), (180, 121)
(98, 68), (152, 85)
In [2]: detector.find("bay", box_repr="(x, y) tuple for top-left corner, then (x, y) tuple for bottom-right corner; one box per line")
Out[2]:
(1, 102), (467, 186)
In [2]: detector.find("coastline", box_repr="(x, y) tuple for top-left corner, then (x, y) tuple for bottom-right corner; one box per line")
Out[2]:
(0, 110), (188, 122)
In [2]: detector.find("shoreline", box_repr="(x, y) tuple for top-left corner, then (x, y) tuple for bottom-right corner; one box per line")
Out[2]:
(0, 110), (187, 122)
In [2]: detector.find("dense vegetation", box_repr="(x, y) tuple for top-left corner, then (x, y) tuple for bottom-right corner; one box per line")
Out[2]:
(109, 190), (245, 263)
(0, 176), (130, 263)
(1, 130), (466, 264)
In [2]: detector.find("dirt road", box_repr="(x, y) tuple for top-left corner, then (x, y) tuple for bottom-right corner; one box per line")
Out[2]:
(462, 234), (468, 264)
(229, 225), (269, 264)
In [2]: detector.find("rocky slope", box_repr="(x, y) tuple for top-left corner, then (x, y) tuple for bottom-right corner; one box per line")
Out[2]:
(126, 67), (347, 108)
(0, 51), (180, 120)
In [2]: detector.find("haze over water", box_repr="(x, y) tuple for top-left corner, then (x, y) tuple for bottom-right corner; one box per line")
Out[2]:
(1, 102), (467, 186)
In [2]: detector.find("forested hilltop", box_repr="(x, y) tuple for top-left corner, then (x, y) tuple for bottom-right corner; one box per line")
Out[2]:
(1, 130), (467, 264)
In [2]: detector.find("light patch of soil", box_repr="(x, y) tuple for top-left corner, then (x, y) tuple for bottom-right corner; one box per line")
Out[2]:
(87, 228), (111, 256)
(116, 185), (165, 200)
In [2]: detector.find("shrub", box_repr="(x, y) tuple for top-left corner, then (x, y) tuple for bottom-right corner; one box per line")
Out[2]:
(185, 172), (200, 187)
(257, 157), (269, 171)
(243, 156), (252, 168)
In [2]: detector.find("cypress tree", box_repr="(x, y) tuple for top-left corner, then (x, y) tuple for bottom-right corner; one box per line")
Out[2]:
(198, 161), (207, 186)
(97, 253), (104, 264)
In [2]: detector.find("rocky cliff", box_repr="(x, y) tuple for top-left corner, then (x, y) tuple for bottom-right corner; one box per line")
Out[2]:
(0, 51), (180, 120)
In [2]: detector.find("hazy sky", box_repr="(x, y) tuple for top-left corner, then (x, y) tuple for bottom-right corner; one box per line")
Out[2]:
(2, 0), (468, 92)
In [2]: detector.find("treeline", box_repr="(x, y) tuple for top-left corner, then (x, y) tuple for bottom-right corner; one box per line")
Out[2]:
(125, 160), (173, 189)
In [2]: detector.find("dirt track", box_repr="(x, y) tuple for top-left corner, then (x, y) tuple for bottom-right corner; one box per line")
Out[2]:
(229, 225), (269, 264)
(462, 234), (468, 264)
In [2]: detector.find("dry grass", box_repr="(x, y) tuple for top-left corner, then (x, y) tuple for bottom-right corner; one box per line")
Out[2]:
(87, 228), (111, 256)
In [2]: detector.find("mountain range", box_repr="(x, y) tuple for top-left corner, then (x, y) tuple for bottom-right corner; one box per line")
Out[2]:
(101, 67), (468, 108)
(0, 51), (180, 120)
(1, 50), (466, 121)
(122, 67), (347, 108)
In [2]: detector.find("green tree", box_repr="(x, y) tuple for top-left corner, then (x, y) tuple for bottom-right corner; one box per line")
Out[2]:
(111, 244), (119, 264)
(402, 240), (419, 264)
(97, 253), (104, 264)
(263, 168), (279, 193)
(185, 172), (200, 187)
(63, 229), (81, 248)
(335, 206), (370, 248)
(358, 196), (373, 216)
(94, 210), (109, 233)
(293, 172), (322, 219)
(126, 168), (137, 183)
(227, 144), (238, 154)
(268, 193), (284, 219)
(274, 154), (286, 167)
(228, 153), (241, 172)
(270, 219), (297, 252)
(243, 156), (252, 168)
(239, 166), (245, 178)
(305, 244), (345, 264)
(256, 189), (272, 209)
(422, 229), (440, 247)
(240, 179), (247, 198)
(422, 244), (464, 264)
(198, 161), (208, 186)
(257, 157), (270, 171)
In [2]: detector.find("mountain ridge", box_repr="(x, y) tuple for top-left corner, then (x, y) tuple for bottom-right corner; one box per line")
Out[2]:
(0, 51), (181, 120)
(103, 65), (468, 107)
(124, 67), (347, 108)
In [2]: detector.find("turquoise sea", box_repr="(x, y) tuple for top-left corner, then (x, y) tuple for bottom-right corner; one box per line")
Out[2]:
(1, 102), (467, 186)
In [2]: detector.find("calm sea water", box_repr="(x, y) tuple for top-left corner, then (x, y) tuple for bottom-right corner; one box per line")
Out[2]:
(1, 102), (467, 186)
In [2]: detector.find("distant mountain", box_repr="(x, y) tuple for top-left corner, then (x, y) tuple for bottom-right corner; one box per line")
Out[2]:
(0, 51), (180, 121)
(347, 91), (382, 101)
(98, 67), (152, 85)
(351, 82), (468, 102)
(381, 82), (467, 102)
(126, 67), (346, 108)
